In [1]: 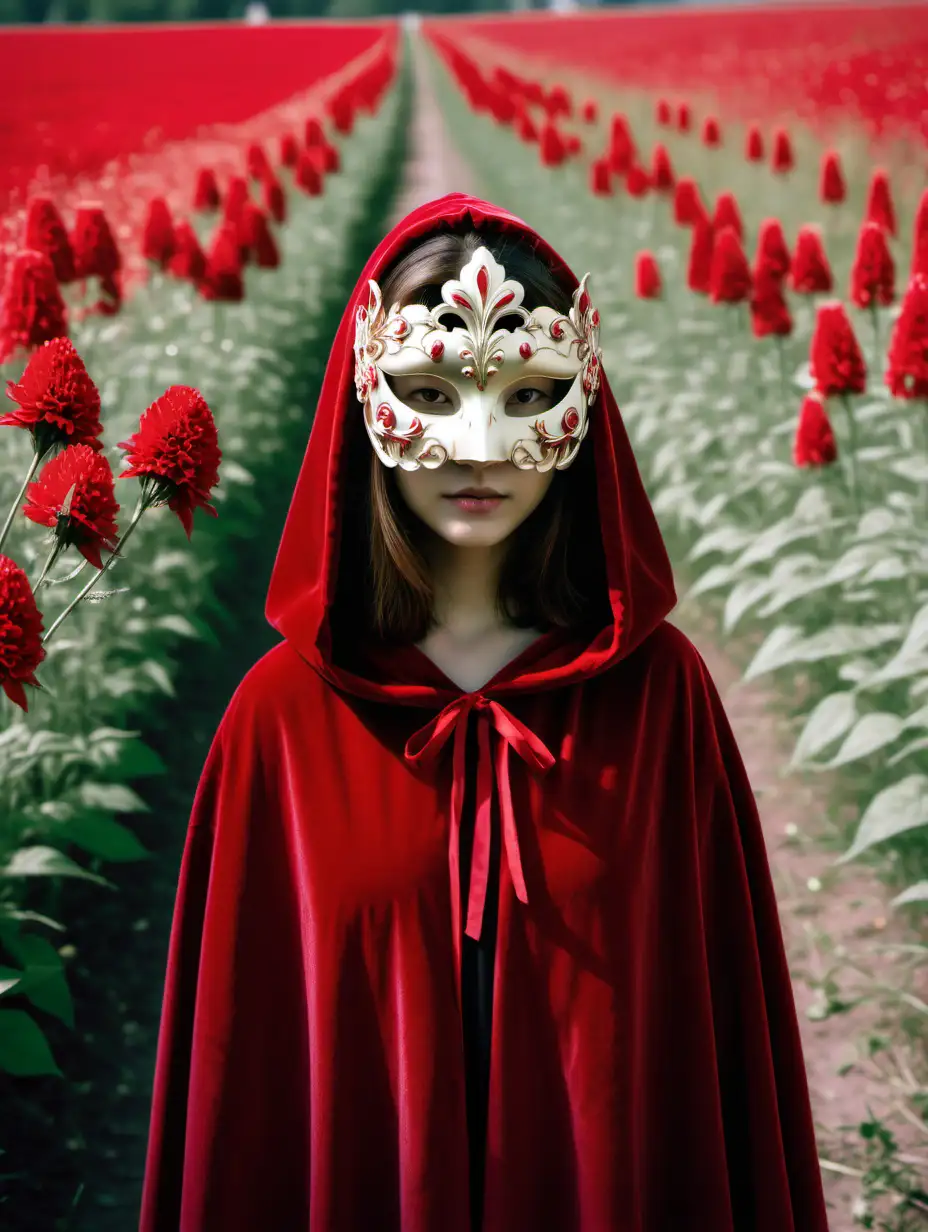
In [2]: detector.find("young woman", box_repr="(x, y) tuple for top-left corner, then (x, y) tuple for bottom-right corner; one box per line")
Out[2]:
(140, 193), (829, 1232)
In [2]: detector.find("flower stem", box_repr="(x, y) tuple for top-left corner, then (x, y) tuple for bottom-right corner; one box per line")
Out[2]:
(42, 494), (146, 646)
(32, 540), (61, 593)
(775, 335), (789, 401)
(869, 303), (881, 378)
(840, 393), (863, 517)
(0, 449), (41, 557)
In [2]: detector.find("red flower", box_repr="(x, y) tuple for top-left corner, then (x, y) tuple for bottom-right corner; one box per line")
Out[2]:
(580, 99), (598, 124)
(745, 125), (764, 162)
(193, 167), (221, 212)
(0, 251), (68, 365)
(754, 219), (791, 283)
(263, 175), (287, 224)
(676, 101), (691, 132)
(240, 204), (280, 269)
(912, 189), (928, 279)
(540, 122), (566, 168)
(565, 135), (582, 158)
(517, 110), (538, 143)
(673, 177), (703, 226)
(2, 337), (102, 455)
(142, 197), (176, 268)
(608, 114), (635, 174)
(320, 141), (340, 174)
(635, 251), (662, 299)
(304, 117), (325, 148)
(850, 221), (895, 309)
(709, 226), (752, 304)
(701, 116), (721, 148)
(590, 158), (612, 196)
(279, 132), (300, 169)
(24, 197), (76, 284)
(548, 84), (572, 118)
(246, 142), (270, 181)
(168, 221), (207, 284)
(328, 93), (354, 136)
(865, 168), (896, 237)
(687, 211), (715, 296)
(810, 301), (867, 395)
(885, 274), (928, 399)
(750, 269), (793, 338)
(118, 385), (221, 539)
(711, 191), (743, 241)
(625, 164), (650, 198)
(71, 203), (121, 280)
(655, 98), (672, 126)
(819, 151), (846, 204)
(200, 223), (244, 303)
(0, 555), (44, 711)
(771, 127), (794, 174)
(793, 393), (837, 467)
(295, 149), (323, 195)
(24, 443), (120, 570)
(650, 143), (675, 192)
(790, 226), (833, 295)
(223, 176), (250, 226)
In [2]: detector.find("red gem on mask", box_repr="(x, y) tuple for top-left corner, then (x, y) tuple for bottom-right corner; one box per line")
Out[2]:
(430, 340), (444, 361)
(394, 317), (409, 337)
(368, 365), (378, 388)
(519, 342), (533, 359)
(551, 319), (565, 339)
(452, 293), (473, 311)
(562, 407), (580, 431)
(591, 309), (600, 326)
(376, 404), (396, 429)
(579, 291), (590, 315)
(476, 266), (489, 298)
(496, 290), (515, 309)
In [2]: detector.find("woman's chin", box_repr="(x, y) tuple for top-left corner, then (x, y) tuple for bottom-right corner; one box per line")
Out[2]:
(430, 511), (520, 548)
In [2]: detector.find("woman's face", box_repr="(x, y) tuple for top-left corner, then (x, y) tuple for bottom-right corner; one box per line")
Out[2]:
(392, 373), (557, 549)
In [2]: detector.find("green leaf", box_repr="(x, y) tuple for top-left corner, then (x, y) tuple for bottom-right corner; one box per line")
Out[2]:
(723, 577), (774, 632)
(840, 775), (928, 863)
(891, 881), (928, 908)
(687, 524), (754, 562)
(826, 714), (905, 767)
(66, 814), (149, 863)
(77, 782), (149, 814)
(0, 1009), (61, 1076)
(154, 614), (200, 639)
(687, 563), (739, 599)
(1, 846), (110, 886)
(0, 972), (22, 997)
(140, 659), (175, 697)
(1, 934), (74, 1027)
(791, 692), (858, 766)
(744, 624), (902, 681)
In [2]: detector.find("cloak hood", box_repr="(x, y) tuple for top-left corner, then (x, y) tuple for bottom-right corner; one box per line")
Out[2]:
(266, 192), (676, 705)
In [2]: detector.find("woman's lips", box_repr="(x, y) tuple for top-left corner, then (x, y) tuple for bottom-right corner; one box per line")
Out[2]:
(443, 491), (507, 514)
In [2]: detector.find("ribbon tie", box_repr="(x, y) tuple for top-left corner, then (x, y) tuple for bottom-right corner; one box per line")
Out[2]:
(405, 694), (555, 953)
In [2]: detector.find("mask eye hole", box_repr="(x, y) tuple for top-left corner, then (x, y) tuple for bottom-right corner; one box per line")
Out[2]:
(383, 372), (459, 414)
(440, 312), (466, 331)
(503, 377), (575, 418)
(496, 313), (524, 333)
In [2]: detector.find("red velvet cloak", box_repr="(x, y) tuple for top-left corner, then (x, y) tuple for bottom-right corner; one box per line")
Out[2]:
(140, 194), (829, 1231)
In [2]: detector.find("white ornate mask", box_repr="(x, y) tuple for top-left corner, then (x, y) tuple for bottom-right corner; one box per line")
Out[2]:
(353, 246), (602, 472)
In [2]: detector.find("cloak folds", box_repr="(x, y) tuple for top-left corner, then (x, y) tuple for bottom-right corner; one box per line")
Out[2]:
(140, 194), (829, 1231)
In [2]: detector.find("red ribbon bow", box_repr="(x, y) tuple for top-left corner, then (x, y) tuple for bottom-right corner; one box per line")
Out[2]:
(405, 693), (555, 959)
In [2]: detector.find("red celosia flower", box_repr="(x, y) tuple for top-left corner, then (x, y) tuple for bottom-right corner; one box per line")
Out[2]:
(540, 122), (566, 168)
(745, 125), (764, 162)
(24, 443), (120, 570)
(819, 150), (846, 204)
(263, 175), (286, 224)
(580, 99), (598, 124)
(2, 337), (102, 455)
(650, 143), (675, 193)
(754, 219), (791, 283)
(701, 116), (721, 147)
(771, 127), (794, 174)
(0, 555), (45, 711)
(687, 211), (715, 295)
(885, 274), (928, 399)
(328, 94), (354, 137)
(193, 167), (221, 212)
(676, 102), (691, 132)
(850, 220), (895, 309)
(635, 251), (661, 299)
(320, 141), (340, 174)
(517, 110), (538, 143)
(608, 114), (635, 174)
(712, 191), (743, 240)
(199, 223), (244, 303)
(865, 168), (896, 237)
(142, 197), (176, 269)
(223, 176), (250, 227)
(750, 269), (793, 338)
(709, 226), (752, 304)
(279, 132), (300, 169)
(911, 189), (928, 279)
(625, 164), (650, 198)
(790, 226), (833, 295)
(24, 197), (76, 284)
(304, 117), (325, 148)
(295, 149), (323, 195)
(565, 135), (582, 158)
(548, 85), (572, 118)
(71, 203), (121, 280)
(655, 98), (672, 126)
(809, 301), (867, 395)
(793, 393), (838, 467)
(240, 204), (279, 269)
(0, 251), (68, 365)
(246, 142), (270, 181)
(167, 221), (207, 284)
(673, 177), (703, 226)
(590, 158), (612, 196)
(118, 385), (222, 539)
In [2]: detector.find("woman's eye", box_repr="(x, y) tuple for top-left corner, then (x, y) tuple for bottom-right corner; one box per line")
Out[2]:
(508, 387), (548, 406)
(412, 388), (450, 405)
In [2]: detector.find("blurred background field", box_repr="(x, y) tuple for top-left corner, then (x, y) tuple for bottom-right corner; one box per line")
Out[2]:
(1, 2), (927, 1229)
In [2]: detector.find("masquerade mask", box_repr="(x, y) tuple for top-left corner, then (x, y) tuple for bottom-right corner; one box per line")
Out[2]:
(353, 246), (602, 472)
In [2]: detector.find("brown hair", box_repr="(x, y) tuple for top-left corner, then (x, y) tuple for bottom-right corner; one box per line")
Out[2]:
(332, 226), (606, 652)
